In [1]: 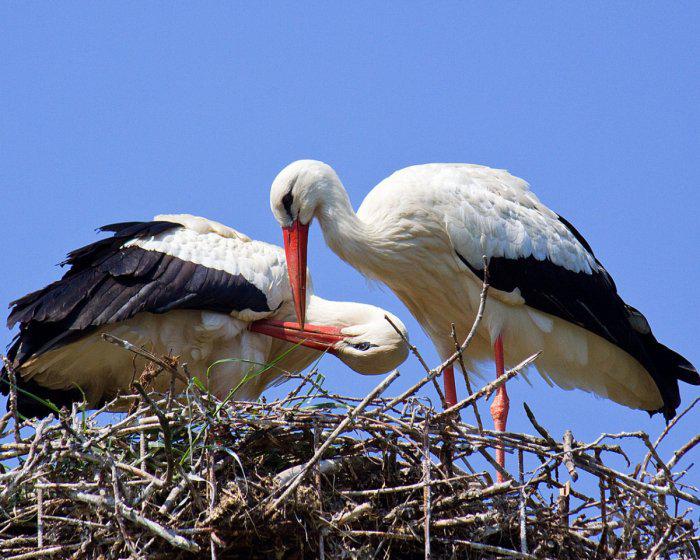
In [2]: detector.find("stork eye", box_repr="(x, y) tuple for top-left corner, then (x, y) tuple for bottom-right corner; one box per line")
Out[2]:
(281, 190), (295, 220)
(352, 342), (377, 351)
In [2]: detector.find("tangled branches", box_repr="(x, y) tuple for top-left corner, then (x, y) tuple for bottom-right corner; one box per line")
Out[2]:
(0, 358), (697, 559)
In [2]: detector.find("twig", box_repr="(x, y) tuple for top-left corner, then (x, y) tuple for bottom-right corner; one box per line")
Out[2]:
(518, 448), (528, 555)
(383, 316), (446, 408)
(640, 396), (700, 476)
(5, 545), (81, 560)
(645, 521), (676, 560)
(451, 323), (484, 432)
(341, 475), (474, 497)
(71, 492), (200, 552)
(422, 415), (431, 560)
(208, 441), (217, 560)
(101, 333), (188, 383)
(270, 370), (400, 508)
(383, 315), (430, 375)
(314, 418), (325, 560)
(563, 429), (578, 481)
(430, 259), (491, 376)
(331, 502), (373, 527)
(110, 464), (138, 557)
(523, 402), (557, 446)
(433, 352), (539, 422)
(431, 510), (500, 528)
(132, 382), (173, 485)
(36, 479), (43, 548)
(2, 357), (22, 444)
(666, 433), (700, 471)
(382, 268), (490, 412)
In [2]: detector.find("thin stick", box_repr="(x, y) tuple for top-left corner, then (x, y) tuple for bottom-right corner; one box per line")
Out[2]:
(645, 522), (676, 560)
(270, 370), (400, 509)
(523, 402), (557, 446)
(208, 444), (217, 560)
(383, 315), (431, 374)
(2, 357), (22, 444)
(431, 259), (490, 376)
(422, 415), (431, 560)
(563, 430), (578, 481)
(133, 382), (173, 485)
(597, 454), (609, 557)
(433, 352), (539, 422)
(110, 464), (138, 557)
(36, 480), (43, 548)
(382, 266), (490, 412)
(666, 434), (700, 471)
(139, 426), (147, 474)
(314, 419), (325, 560)
(518, 449), (528, 555)
(341, 475), (475, 497)
(451, 323), (484, 432)
(72, 492), (200, 552)
(101, 333), (188, 383)
(640, 397), (700, 476)
(5, 545), (81, 560)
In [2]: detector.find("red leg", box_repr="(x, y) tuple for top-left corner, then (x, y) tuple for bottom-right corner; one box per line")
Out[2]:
(443, 365), (458, 408)
(490, 334), (509, 481)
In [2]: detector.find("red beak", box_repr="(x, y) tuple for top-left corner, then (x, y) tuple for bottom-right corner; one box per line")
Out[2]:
(249, 320), (344, 354)
(282, 220), (310, 326)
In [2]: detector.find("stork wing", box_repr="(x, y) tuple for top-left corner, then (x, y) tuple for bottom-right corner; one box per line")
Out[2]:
(439, 166), (632, 337)
(7, 218), (289, 365)
(443, 171), (695, 416)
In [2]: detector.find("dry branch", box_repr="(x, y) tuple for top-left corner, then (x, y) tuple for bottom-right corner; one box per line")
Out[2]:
(1, 363), (696, 560)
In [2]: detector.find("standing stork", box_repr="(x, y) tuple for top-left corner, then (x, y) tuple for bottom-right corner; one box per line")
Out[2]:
(2, 214), (408, 418)
(270, 161), (699, 476)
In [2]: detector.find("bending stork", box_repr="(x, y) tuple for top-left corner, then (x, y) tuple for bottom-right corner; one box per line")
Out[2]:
(2, 214), (408, 417)
(270, 161), (699, 476)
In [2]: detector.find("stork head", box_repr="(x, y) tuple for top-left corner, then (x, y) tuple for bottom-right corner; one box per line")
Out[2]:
(250, 302), (409, 375)
(270, 160), (342, 326)
(323, 304), (409, 375)
(270, 159), (339, 228)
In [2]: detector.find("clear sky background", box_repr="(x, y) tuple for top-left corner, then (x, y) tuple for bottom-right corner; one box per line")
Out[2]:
(1, 4), (698, 491)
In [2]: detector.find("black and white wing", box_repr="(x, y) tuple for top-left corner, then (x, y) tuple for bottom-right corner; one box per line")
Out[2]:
(438, 165), (697, 418)
(6, 214), (290, 367)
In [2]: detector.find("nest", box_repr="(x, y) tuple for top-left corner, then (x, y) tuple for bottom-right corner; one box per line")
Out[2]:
(0, 350), (698, 559)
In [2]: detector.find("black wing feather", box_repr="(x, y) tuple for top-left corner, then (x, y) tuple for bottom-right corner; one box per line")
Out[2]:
(456, 248), (698, 419)
(3, 220), (272, 415)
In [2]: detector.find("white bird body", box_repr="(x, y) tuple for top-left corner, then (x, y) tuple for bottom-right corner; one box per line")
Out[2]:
(351, 165), (656, 409)
(4, 214), (408, 415)
(271, 161), (698, 419)
(19, 309), (288, 403)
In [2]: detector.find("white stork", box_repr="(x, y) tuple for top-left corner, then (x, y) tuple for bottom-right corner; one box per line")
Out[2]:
(270, 161), (699, 475)
(2, 213), (408, 418)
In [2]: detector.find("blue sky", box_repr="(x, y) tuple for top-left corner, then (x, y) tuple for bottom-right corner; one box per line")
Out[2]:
(2, 4), (698, 489)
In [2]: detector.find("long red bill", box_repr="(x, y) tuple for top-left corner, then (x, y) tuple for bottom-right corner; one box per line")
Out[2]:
(249, 320), (344, 354)
(282, 220), (310, 327)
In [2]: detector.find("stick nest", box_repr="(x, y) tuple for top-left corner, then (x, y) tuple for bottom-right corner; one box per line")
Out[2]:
(0, 364), (698, 560)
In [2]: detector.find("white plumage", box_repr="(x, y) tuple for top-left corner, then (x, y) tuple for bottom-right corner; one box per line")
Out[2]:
(352, 166), (652, 407)
(4, 214), (409, 416)
(131, 214), (290, 322)
(270, 161), (698, 422)
(361, 164), (596, 273)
